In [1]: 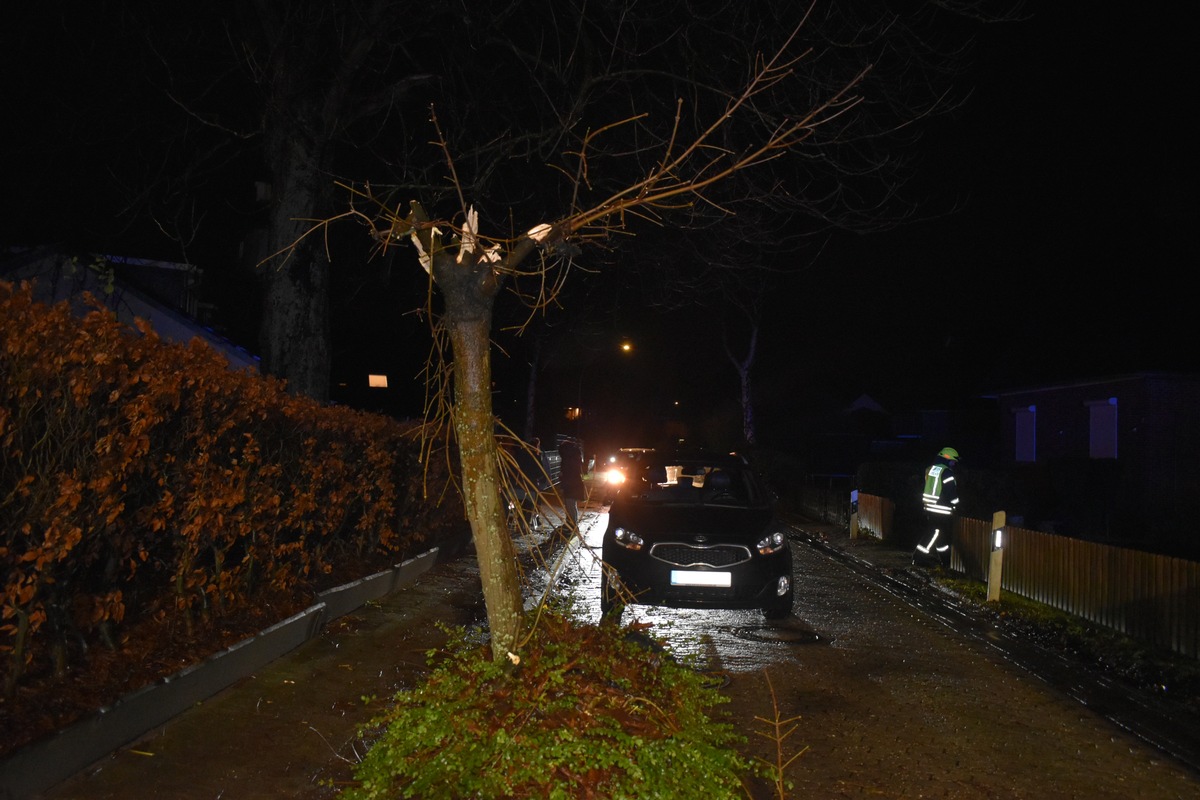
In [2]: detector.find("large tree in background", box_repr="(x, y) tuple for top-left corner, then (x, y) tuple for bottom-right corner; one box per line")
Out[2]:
(628, 208), (794, 449)
(243, 3), (382, 400)
(197, 2), (438, 399)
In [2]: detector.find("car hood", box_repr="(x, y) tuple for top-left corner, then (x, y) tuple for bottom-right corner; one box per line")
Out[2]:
(608, 502), (774, 541)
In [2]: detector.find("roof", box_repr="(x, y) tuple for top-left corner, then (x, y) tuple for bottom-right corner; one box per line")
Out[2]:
(985, 372), (1200, 398)
(1, 245), (259, 372)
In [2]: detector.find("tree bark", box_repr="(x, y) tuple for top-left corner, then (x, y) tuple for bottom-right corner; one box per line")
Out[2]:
(435, 248), (524, 660)
(741, 363), (756, 447)
(523, 335), (543, 442)
(446, 315), (523, 659)
(258, 144), (332, 401)
(258, 252), (331, 401)
(250, 0), (392, 402)
(725, 316), (759, 447)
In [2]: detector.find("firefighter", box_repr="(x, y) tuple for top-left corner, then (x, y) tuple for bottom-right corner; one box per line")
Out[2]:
(914, 446), (960, 567)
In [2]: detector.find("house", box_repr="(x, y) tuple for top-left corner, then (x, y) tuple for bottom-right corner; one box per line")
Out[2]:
(989, 373), (1200, 558)
(1, 245), (259, 372)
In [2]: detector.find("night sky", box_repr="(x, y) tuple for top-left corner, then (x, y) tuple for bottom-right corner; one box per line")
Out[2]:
(2, 5), (1196, 438)
(740, 4), (1198, 420)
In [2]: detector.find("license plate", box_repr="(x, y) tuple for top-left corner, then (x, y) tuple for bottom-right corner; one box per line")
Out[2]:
(670, 570), (731, 587)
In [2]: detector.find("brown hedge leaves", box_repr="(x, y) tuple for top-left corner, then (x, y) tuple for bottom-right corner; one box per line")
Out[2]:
(1, 280), (451, 697)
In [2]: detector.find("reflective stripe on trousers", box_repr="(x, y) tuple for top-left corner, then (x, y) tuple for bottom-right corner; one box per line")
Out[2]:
(916, 528), (950, 554)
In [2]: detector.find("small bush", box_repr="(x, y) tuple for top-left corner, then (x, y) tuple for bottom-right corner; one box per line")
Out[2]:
(343, 610), (758, 799)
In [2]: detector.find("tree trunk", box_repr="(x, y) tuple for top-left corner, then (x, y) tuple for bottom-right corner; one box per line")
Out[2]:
(258, 242), (331, 400)
(258, 130), (332, 401)
(726, 318), (759, 447)
(523, 335), (542, 442)
(741, 365), (756, 446)
(437, 251), (524, 660)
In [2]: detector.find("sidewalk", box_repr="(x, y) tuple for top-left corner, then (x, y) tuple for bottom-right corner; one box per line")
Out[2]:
(24, 553), (488, 800)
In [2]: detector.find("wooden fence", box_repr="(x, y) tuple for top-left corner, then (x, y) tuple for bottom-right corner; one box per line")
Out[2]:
(858, 494), (1200, 660)
(855, 493), (894, 542)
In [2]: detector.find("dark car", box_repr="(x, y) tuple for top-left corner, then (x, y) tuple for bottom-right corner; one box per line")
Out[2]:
(597, 447), (655, 503)
(600, 451), (793, 619)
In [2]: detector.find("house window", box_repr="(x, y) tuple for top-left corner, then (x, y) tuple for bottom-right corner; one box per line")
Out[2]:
(1013, 405), (1036, 462)
(1087, 397), (1118, 459)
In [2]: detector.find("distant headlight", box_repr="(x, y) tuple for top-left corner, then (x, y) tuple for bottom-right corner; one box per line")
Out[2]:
(756, 531), (788, 555)
(612, 526), (644, 550)
(604, 468), (626, 485)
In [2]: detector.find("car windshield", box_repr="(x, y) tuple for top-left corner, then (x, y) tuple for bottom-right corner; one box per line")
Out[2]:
(623, 458), (765, 507)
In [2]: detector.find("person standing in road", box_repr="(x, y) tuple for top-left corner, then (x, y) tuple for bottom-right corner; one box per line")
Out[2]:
(914, 446), (960, 567)
(558, 439), (585, 533)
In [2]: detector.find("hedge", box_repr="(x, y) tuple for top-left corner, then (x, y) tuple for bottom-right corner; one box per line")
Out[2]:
(1, 280), (457, 698)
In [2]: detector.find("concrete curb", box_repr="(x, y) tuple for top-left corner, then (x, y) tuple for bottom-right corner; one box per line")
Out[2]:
(0, 547), (439, 800)
(317, 568), (395, 620)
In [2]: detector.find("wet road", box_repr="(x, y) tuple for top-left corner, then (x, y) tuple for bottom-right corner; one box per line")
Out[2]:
(734, 544), (1199, 799)
(552, 512), (1200, 798)
(38, 507), (1200, 799)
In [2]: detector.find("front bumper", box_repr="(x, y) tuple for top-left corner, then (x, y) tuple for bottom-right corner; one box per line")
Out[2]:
(604, 541), (792, 610)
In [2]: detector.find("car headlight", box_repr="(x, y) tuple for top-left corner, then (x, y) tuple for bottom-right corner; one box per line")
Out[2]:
(756, 531), (787, 555)
(604, 468), (626, 485)
(612, 526), (644, 551)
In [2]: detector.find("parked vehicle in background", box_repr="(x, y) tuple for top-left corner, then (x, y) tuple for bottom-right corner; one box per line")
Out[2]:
(598, 447), (655, 503)
(600, 450), (793, 619)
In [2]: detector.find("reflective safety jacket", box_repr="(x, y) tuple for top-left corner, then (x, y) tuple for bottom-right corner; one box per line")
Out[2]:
(922, 462), (959, 516)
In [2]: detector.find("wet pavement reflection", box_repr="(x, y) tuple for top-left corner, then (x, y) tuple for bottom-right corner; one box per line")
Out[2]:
(522, 506), (828, 675)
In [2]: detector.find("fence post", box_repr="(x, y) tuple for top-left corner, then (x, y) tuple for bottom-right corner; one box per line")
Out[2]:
(849, 489), (860, 539)
(987, 510), (1006, 602)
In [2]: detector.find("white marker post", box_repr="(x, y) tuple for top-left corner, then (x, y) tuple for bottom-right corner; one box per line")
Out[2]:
(987, 510), (1006, 602)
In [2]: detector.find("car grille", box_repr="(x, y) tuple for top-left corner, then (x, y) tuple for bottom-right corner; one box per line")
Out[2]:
(650, 543), (751, 568)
